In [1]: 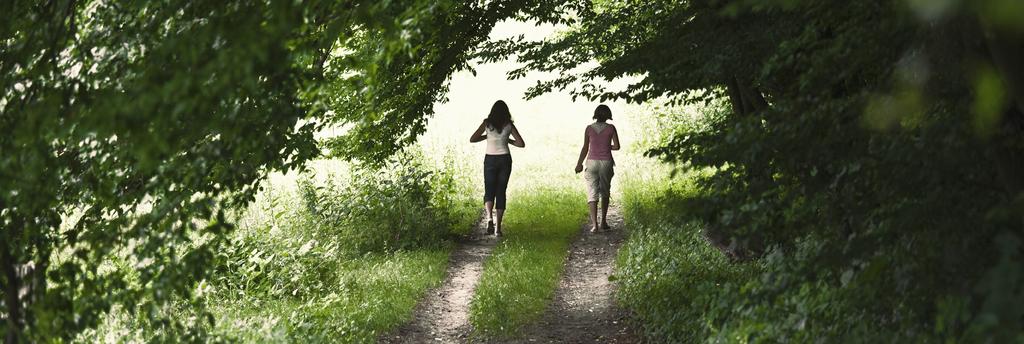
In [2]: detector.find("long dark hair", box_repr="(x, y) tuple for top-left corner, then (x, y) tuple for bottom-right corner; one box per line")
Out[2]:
(486, 100), (512, 130)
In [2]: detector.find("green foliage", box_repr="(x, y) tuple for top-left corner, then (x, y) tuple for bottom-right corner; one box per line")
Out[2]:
(617, 217), (762, 342)
(1, 0), (529, 340)
(198, 156), (475, 340)
(77, 155), (475, 342)
(315, 0), (585, 162)
(7, 0), (1022, 341)
(207, 250), (449, 343)
(616, 158), (931, 342)
(2, 1), (322, 340)
(296, 153), (477, 253)
(613, 156), (754, 342)
(490, 0), (1024, 341)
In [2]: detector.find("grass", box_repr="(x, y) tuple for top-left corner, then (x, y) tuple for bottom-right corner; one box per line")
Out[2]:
(209, 249), (448, 343)
(468, 186), (587, 336)
(613, 155), (762, 343)
(76, 153), (473, 343)
(196, 155), (471, 343)
(451, 101), (647, 338)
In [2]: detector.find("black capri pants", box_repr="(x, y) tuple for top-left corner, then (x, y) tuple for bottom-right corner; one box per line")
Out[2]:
(483, 154), (513, 209)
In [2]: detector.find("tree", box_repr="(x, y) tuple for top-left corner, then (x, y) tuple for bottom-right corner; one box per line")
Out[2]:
(316, 0), (583, 162)
(1, 0), (588, 340)
(0, 1), (323, 341)
(484, 0), (1024, 339)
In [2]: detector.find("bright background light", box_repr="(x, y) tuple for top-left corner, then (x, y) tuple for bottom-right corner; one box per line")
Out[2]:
(421, 20), (642, 196)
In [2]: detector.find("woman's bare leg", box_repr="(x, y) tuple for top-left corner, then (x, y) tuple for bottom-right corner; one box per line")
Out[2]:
(495, 209), (505, 235)
(588, 201), (599, 232)
(600, 196), (610, 229)
(485, 201), (494, 235)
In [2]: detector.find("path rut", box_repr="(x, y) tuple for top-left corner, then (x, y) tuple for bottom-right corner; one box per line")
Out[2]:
(495, 206), (639, 343)
(382, 218), (498, 343)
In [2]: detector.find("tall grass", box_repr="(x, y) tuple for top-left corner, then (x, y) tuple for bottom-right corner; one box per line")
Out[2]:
(199, 152), (477, 343)
(208, 249), (448, 343)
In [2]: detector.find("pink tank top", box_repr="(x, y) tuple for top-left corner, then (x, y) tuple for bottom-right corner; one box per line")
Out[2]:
(586, 123), (614, 161)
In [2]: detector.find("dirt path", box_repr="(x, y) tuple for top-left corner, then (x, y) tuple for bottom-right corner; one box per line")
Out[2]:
(383, 207), (639, 343)
(381, 218), (499, 343)
(494, 206), (639, 343)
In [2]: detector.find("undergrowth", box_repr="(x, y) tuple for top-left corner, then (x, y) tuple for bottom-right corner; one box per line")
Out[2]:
(207, 249), (447, 343)
(615, 163), (762, 342)
(204, 152), (477, 342)
(79, 151), (477, 343)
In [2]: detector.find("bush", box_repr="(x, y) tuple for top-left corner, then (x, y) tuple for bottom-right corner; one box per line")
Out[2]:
(298, 152), (476, 253)
(208, 154), (475, 341)
(75, 153), (479, 342)
(618, 153), (1019, 342)
(212, 153), (476, 301)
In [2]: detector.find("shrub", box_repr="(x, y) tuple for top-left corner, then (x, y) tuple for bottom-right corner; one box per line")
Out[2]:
(298, 152), (475, 253)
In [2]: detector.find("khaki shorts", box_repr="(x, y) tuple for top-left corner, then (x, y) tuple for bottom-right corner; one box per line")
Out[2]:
(584, 159), (614, 202)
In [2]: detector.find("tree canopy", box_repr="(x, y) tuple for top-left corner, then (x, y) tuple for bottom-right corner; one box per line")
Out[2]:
(488, 0), (1024, 340)
(0, 0), (567, 341)
(3, 0), (1024, 341)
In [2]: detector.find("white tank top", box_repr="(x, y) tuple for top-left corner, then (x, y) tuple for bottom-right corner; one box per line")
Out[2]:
(485, 124), (512, 155)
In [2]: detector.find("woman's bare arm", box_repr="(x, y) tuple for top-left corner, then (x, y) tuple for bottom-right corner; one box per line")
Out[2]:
(509, 123), (526, 148)
(610, 125), (621, 150)
(470, 120), (487, 143)
(575, 128), (590, 173)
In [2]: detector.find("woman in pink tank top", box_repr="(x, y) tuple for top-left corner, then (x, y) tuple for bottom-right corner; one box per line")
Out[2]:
(575, 105), (621, 232)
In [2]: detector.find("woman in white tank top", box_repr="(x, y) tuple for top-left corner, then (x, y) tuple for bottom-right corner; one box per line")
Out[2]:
(469, 100), (526, 236)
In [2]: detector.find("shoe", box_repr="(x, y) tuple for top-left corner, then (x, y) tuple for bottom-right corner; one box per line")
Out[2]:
(495, 229), (503, 237)
(486, 220), (495, 235)
(590, 226), (599, 233)
(601, 223), (611, 230)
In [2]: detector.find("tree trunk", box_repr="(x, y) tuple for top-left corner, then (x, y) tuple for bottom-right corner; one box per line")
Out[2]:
(720, 74), (774, 259)
(981, 23), (1024, 228)
(737, 77), (770, 113)
(726, 75), (770, 116)
(1, 244), (22, 344)
(726, 77), (745, 115)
